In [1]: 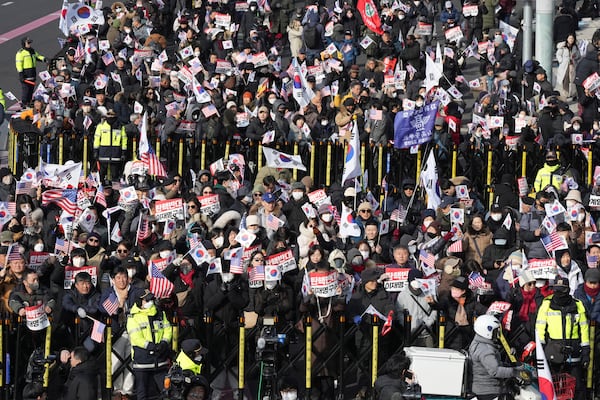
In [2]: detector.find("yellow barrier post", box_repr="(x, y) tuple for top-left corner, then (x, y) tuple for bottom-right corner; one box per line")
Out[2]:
(360, 143), (366, 175)
(326, 142), (332, 186)
(132, 137), (137, 161)
(224, 140), (231, 161)
(178, 139), (184, 176)
(588, 320), (595, 389)
(588, 147), (593, 187)
(156, 138), (161, 159)
(172, 315), (179, 352)
(521, 145), (527, 178)
(371, 315), (379, 387)
(310, 143), (316, 181)
(257, 143), (263, 170)
(293, 143), (299, 181)
(43, 320), (52, 388)
(415, 147), (422, 183)
(201, 139), (206, 170)
(305, 316), (312, 395)
(238, 316), (245, 396)
(438, 313), (445, 348)
(106, 317), (112, 392)
(377, 144), (383, 185)
(451, 145), (457, 178)
(486, 145), (493, 207)
(83, 136), (88, 177)
(58, 134), (64, 165)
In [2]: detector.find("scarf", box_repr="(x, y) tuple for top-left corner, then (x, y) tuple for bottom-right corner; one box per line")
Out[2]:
(584, 283), (600, 299)
(518, 288), (537, 322)
(179, 270), (195, 288)
(454, 296), (468, 326)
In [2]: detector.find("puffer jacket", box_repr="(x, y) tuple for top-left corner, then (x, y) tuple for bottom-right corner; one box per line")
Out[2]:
(469, 334), (516, 396)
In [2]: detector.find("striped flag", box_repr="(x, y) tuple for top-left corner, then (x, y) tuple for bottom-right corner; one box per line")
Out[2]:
(149, 262), (174, 298)
(90, 318), (106, 343)
(265, 214), (283, 231)
(541, 232), (568, 253)
(6, 244), (21, 262)
(535, 331), (557, 400)
(225, 247), (244, 274)
(101, 292), (120, 316)
(249, 265), (265, 281)
(137, 214), (150, 242)
(95, 184), (107, 207)
(468, 271), (485, 288)
(447, 240), (463, 253)
(41, 189), (78, 214)
(419, 250), (436, 268)
(15, 180), (32, 196)
(188, 233), (201, 250)
(141, 146), (167, 177)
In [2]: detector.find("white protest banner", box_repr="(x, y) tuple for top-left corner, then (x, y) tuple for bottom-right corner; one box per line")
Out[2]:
(64, 265), (98, 289)
(28, 252), (50, 272)
(589, 195), (600, 209)
(26, 304), (50, 331)
(527, 258), (557, 279)
(383, 267), (410, 292)
(266, 249), (297, 274)
(307, 189), (329, 207)
(583, 72), (600, 92)
(517, 177), (528, 196)
(309, 270), (339, 298)
(463, 4), (478, 16)
(415, 22), (433, 36)
(197, 194), (221, 216)
(154, 198), (184, 222)
(445, 26), (463, 43)
(486, 301), (511, 315)
(242, 244), (262, 267)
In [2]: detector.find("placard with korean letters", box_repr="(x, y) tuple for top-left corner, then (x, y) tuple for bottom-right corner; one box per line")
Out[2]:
(26, 304), (50, 331)
(527, 259), (557, 279)
(64, 266), (98, 289)
(309, 271), (339, 298)
(383, 267), (410, 292)
(155, 198), (184, 222)
(266, 249), (297, 274)
(197, 194), (221, 216)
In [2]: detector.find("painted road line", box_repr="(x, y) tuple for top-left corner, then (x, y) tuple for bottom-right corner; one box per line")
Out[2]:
(0, 10), (61, 44)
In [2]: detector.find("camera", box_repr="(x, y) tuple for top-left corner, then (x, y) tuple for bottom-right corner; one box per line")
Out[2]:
(26, 348), (57, 384)
(163, 363), (209, 400)
(256, 319), (287, 397)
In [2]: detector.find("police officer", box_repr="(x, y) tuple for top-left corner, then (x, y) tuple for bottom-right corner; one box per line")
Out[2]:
(93, 109), (128, 181)
(175, 339), (207, 375)
(126, 289), (172, 400)
(15, 37), (46, 105)
(536, 278), (590, 400)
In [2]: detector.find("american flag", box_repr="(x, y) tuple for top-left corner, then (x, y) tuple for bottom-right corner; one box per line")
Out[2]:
(15, 180), (32, 196)
(226, 247), (244, 274)
(137, 214), (150, 242)
(0, 202), (17, 216)
(95, 185), (107, 207)
(447, 240), (463, 253)
(6, 244), (21, 262)
(265, 214), (283, 231)
(188, 233), (201, 250)
(468, 271), (485, 288)
(329, 205), (341, 225)
(591, 214), (597, 232)
(541, 232), (568, 253)
(587, 255), (598, 269)
(249, 265), (265, 281)
(149, 262), (174, 298)
(390, 207), (408, 223)
(102, 292), (120, 316)
(419, 250), (436, 268)
(85, 174), (98, 188)
(90, 318), (106, 343)
(41, 189), (78, 214)
(140, 146), (167, 178)
(74, 41), (85, 63)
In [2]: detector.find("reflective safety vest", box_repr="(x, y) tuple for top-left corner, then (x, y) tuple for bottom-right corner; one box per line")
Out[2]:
(0, 89), (5, 109)
(126, 304), (172, 366)
(15, 48), (44, 78)
(93, 120), (127, 161)
(533, 163), (561, 192)
(535, 295), (589, 347)
(175, 351), (203, 375)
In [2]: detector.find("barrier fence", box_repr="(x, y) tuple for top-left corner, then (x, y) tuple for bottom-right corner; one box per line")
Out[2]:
(8, 121), (599, 206)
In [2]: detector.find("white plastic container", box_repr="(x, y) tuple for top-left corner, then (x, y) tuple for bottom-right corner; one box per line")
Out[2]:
(404, 346), (467, 396)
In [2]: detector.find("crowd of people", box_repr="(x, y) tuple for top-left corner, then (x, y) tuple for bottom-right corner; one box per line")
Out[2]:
(4, 0), (600, 399)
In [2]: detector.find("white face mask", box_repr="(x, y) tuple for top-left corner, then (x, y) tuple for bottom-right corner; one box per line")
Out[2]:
(495, 239), (507, 246)
(415, 101), (423, 107)
(265, 280), (277, 290)
(72, 257), (85, 268)
(127, 269), (136, 278)
(360, 250), (370, 260)
(142, 300), (154, 309)
(2, 176), (12, 185)
(124, 28), (131, 34)
(408, 244), (416, 254)
(21, 204), (32, 214)
(248, 227), (259, 234)
(281, 392), (298, 400)
(159, 250), (172, 259)
(33, 243), (44, 252)
(193, 355), (203, 363)
(222, 272), (234, 282)
(194, 51), (201, 57)
(321, 214), (333, 222)
(268, 98), (276, 105)
(321, 120), (329, 126)
(292, 191), (303, 200)
(213, 236), (224, 248)
(490, 213), (502, 221)
(573, 124), (581, 131)
(398, 14), (405, 20)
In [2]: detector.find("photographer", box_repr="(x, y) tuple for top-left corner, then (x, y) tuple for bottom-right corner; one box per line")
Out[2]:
(374, 351), (419, 400)
(62, 347), (97, 400)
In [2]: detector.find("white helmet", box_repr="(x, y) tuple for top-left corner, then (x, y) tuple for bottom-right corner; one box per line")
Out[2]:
(474, 315), (500, 340)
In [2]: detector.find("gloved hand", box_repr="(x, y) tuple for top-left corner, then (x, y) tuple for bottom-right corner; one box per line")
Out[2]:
(353, 315), (362, 325)
(443, 231), (455, 241)
(77, 307), (87, 318)
(157, 341), (169, 356)
(147, 342), (157, 353)
(19, 72), (24, 82)
(581, 346), (590, 368)
(172, 256), (183, 267)
(120, 151), (126, 163)
(93, 149), (99, 160)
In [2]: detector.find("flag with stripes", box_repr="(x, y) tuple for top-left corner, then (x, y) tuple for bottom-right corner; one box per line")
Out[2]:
(149, 262), (174, 298)
(249, 265), (265, 281)
(90, 318), (106, 343)
(225, 247), (244, 274)
(137, 214), (150, 242)
(6, 244), (21, 262)
(541, 232), (568, 253)
(266, 214), (283, 231)
(468, 271), (485, 288)
(15, 180), (32, 196)
(140, 146), (167, 177)
(95, 184), (107, 207)
(419, 250), (436, 268)
(188, 233), (201, 250)
(41, 189), (78, 214)
(447, 239), (463, 253)
(101, 292), (120, 316)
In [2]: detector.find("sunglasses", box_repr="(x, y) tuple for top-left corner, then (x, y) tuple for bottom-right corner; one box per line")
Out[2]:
(253, 258), (264, 262)
(359, 210), (371, 213)
(88, 238), (99, 243)
(188, 204), (197, 209)
(203, 191), (212, 195)
(117, 249), (128, 253)
(259, 110), (268, 114)
(253, 193), (263, 197)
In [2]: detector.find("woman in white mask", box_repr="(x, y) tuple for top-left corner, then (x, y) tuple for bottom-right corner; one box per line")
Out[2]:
(278, 377), (299, 400)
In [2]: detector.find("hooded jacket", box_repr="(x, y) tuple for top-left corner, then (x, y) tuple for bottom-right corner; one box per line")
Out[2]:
(63, 360), (98, 400)
(469, 334), (516, 396)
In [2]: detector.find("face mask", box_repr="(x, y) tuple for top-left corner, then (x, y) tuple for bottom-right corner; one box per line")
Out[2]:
(398, 14), (405, 20)
(265, 281), (277, 290)
(159, 250), (172, 259)
(143, 300), (154, 309)
(292, 192), (303, 200)
(408, 244), (417, 254)
(2, 176), (12, 185)
(222, 272), (234, 282)
(72, 257), (85, 268)
(127, 269), (136, 278)
(594, 124), (599, 130)
(490, 213), (502, 221)
(547, 160), (558, 166)
(268, 98), (276, 105)
(193, 355), (203, 363)
(414, 1), (420, 5)
(250, 6), (257, 11)
(474, 130), (482, 138)
(21, 204), (32, 214)
(321, 214), (333, 223)
(214, 236), (224, 248)
(573, 124), (580, 131)
(124, 28), (131, 34)
(181, 263), (192, 274)
(495, 239), (507, 246)
(34, 243), (44, 252)
(423, 219), (432, 228)
(321, 120), (329, 126)
(248, 227), (259, 234)
(352, 257), (363, 266)
(28, 282), (39, 292)
(415, 101), (424, 107)
(281, 392), (298, 400)
(359, 250), (370, 260)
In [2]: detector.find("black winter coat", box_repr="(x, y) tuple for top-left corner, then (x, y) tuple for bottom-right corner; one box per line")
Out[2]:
(62, 360), (98, 400)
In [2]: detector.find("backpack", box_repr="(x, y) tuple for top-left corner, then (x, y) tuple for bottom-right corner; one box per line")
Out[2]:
(304, 24), (320, 49)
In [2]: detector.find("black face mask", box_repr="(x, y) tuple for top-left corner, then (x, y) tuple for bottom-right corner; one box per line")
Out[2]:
(85, 244), (100, 257)
(9, 225), (23, 233)
(547, 160), (559, 166)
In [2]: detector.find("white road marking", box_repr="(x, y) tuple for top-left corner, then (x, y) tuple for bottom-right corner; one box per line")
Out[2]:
(1, 2), (14, 6)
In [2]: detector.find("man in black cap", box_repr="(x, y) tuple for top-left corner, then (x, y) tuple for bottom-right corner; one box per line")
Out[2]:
(175, 339), (208, 375)
(15, 37), (47, 105)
